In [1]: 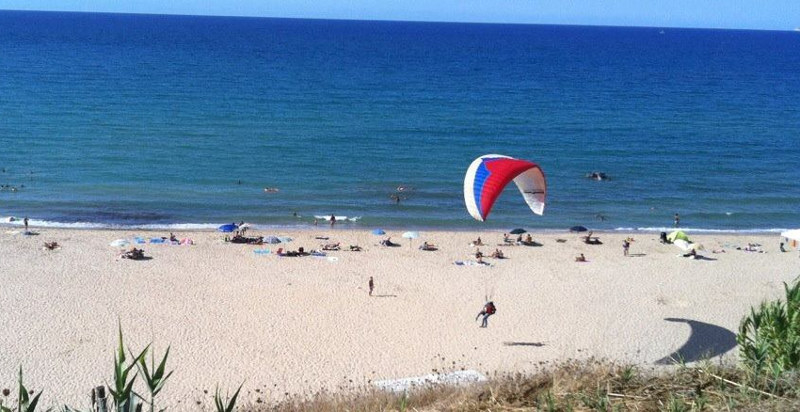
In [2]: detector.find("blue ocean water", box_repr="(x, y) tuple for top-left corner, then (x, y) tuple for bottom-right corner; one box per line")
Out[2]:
(1, 11), (798, 232)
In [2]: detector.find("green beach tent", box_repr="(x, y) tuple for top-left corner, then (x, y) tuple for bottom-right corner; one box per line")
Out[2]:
(666, 230), (689, 243)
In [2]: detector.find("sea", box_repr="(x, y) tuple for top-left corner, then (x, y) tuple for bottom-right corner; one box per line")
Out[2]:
(1, 10), (798, 233)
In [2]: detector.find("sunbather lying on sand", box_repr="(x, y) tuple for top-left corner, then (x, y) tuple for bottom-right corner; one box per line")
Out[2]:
(277, 247), (309, 257)
(349, 245), (362, 251)
(380, 237), (399, 247)
(121, 247), (146, 260)
(322, 242), (340, 251)
(230, 235), (264, 245)
(419, 242), (437, 251)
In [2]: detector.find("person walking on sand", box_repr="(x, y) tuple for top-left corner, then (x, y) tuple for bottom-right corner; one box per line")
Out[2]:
(622, 238), (630, 256)
(475, 301), (496, 328)
(368, 276), (374, 296)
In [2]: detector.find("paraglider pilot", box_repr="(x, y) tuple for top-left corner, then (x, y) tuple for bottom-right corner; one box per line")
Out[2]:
(475, 301), (496, 328)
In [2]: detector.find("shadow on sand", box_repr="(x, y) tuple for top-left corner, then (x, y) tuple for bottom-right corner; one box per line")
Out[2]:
(655, 318), (736, 365)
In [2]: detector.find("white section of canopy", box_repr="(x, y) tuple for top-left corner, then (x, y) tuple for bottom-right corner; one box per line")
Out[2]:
(781, 229), (800, 242)
(513, 166), (546, 216)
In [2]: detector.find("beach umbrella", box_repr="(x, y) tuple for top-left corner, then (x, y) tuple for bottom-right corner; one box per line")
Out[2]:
(218, 223), (238, 233)
(372, 228), (386, 235)
(509, 228), (527, 235)
(569, 225), (588, 233)
(110, 239), (130, 248)
(666, 230), (689, 243)
(264, 236), (281, 244)
(402, 231), (420, 248)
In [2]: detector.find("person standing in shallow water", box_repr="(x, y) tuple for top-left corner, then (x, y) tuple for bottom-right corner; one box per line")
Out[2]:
(23, 216), (29, 232)
(674, 213), (680, 227)
(368, 276), (374, 296)
(330, 214), (336, 227)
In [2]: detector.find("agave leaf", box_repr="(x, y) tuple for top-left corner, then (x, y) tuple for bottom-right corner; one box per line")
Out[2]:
(225, 383), (244, 412)
(152, 371), (174, 397)
(117, 322), (126, 366)
(18, 367), (29, 412)
(153, 346), (171, 381)
(24, 391), (42, 412)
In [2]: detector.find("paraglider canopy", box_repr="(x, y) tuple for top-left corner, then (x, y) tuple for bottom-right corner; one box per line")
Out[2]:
(463, 154), (547, 222)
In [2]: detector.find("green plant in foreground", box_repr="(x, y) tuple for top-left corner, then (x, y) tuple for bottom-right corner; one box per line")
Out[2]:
(110, 324), (148, 412)
(136, 345), (173, 412)
(214, 383), (243, 412)
(0, 367), (42, 412)
(737, 277), (800, 375)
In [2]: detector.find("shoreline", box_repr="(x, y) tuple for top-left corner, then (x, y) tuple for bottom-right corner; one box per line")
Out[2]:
(1, 227), (797, 408)
(1, 221), (792, 236)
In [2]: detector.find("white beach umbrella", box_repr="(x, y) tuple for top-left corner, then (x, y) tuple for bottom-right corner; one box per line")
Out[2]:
(402, 231), (420, 248)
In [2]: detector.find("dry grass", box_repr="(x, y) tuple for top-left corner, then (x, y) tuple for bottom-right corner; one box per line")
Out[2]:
(241, 359), (800, 411)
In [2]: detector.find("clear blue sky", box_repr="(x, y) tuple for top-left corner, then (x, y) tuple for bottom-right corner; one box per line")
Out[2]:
(1, 0), (798, 30)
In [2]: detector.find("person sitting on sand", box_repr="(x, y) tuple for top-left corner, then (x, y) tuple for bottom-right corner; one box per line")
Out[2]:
(503, 233), (511, 244)
(780, 242), (786, 252)
(472, 237), (484, 246)
(525, 234), (533, 244)
(516, 234), (523, 244)
(575, 253), (587, 262)
(475, 301), (496, 328)
(491, 248), (504, 259)
(349, 245), (362, 251)
(43, 241), (60, 250)
(169, 233), (178, 243)
(380, 237), (398, 247)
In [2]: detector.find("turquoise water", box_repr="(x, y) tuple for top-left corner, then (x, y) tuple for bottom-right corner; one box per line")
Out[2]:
(1, 11), (799, 231)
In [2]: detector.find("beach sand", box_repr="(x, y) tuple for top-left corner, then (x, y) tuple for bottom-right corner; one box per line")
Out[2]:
(0, 228), (796, 409)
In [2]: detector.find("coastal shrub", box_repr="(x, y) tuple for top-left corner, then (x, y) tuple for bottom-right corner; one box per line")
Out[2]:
(0, 367), (42, 412)
(136, 345), (173, 412)
(110, 325), (148, 412)
(737, 277), (800, 375)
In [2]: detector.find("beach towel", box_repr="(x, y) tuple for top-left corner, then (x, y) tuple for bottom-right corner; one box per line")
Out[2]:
(180, 238), (194, 245)
(454, 260), (490, 267)
(149, 237), (166, 244)
(133, 237), (146, 244)
(253, 249), (270, 255)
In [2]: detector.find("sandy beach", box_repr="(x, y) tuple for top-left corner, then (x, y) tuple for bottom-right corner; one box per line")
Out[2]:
(0, 227), (796, 409)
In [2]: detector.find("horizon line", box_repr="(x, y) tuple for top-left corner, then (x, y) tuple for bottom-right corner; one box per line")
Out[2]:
(1, 8), (797, 33)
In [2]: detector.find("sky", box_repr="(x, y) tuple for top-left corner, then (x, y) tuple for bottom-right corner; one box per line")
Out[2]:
(0, 0), (798, 31)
